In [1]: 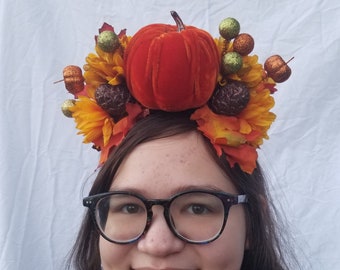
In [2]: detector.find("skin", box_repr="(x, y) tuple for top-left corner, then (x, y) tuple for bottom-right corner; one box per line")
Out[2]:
(100, 131), (248, 270)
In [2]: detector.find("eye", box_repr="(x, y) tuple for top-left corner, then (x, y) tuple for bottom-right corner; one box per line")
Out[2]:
(107, 195), (146, 215)
(120, 204), (144, 214)
(187, 204), (211, 215)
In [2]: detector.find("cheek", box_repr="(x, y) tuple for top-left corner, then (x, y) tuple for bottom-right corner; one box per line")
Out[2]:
(99, 236), (132, 269)
(225, 204), (248, 246)
(199, 205), (247, 269)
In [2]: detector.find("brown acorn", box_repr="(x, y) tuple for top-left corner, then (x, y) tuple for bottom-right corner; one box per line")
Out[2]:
(209, 81), (250, 116)
(95, 83), (133, 122)
(233, 33), (254, 56)
(264, 55), (292, 83)
(63, 65), (84, 94)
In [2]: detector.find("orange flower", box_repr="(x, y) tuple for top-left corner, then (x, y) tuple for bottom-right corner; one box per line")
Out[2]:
(191, 105), (267, 174)
(192, 106), (246, 147)
(70, 96), (144, 164)
(221, 144), (258, 174)
(191, 51), (277, 173)
(98, 102), (145, 164)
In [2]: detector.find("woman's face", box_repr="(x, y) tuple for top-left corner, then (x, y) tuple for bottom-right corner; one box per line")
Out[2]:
(100, 132), (247, 270)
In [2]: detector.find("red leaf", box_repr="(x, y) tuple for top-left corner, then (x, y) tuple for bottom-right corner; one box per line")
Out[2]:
(99, 22), (114, 33)
(95, 23), (115, 43)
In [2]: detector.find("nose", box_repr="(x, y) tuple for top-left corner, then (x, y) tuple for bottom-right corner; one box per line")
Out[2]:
(137, 205), (185, 256)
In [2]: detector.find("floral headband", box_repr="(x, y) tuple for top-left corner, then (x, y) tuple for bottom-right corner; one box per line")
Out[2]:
(59, 11), (292, 174)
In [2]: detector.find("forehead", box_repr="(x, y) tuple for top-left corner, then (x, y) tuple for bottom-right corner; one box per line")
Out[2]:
(111, 132), (237, 197)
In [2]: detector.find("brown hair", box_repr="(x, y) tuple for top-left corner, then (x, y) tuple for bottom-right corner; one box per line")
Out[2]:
(66, 110), (297, 270)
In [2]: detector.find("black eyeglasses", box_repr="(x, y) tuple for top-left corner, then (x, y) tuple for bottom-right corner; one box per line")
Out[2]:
(83, 189), (247, 244)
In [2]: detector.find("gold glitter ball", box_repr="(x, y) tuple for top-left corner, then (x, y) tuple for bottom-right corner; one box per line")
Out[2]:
(97, 31), (120, 53)
(221, 52), (243, 75)
(61, 99), (76, 118)
(219, 17), (240, 40)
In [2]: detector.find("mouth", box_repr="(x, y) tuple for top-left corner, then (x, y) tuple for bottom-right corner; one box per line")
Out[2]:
(131, 261), (199, 270)
(130, 267), (199, 270)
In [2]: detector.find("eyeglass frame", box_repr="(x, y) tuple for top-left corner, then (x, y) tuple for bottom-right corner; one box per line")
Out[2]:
(83, 189), (248, 245)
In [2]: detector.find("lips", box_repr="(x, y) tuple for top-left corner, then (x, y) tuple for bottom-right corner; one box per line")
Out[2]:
(131, 261), (198, 270)
(130, 267), (198, 270)
(132, 267), (197, 270)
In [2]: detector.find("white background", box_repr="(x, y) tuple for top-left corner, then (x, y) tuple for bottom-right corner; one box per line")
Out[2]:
(1, 0), (339, 269)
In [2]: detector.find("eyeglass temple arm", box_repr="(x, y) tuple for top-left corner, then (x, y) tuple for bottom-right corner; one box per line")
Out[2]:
(237, 194), (248, 204)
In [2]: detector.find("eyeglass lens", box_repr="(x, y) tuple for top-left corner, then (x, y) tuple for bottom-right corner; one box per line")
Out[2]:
(94, 192), (226, 243)
(96, 194), (147, 242)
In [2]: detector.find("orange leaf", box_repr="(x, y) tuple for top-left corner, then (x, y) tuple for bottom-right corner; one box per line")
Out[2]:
(221, 144), (258, 174)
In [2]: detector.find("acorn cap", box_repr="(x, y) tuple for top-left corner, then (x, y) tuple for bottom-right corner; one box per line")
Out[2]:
(209, 81), (250, 116)
(95, 83), (132, 121)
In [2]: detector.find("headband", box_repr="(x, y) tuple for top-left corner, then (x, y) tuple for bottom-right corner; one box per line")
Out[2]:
(59, 11), (292, 174)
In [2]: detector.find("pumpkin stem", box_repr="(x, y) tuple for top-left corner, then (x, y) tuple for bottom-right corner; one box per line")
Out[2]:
(170, 11), (185, 31)
(53, 79), (64, 84)
(286, 56), (295, 64)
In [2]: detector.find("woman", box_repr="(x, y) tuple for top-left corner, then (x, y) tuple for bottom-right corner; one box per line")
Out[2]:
(65, 111), (294, 270)
(62, 12), (297, 270)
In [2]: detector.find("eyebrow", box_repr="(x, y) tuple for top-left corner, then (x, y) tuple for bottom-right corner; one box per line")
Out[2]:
(109, 184), (227, 197)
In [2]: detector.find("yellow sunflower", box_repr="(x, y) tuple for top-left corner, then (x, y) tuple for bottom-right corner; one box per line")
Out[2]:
(238, 86), (276, 146)
(69, 96), (114, 147)
(229, 55), (265, 88)
(83, 34), (131, 98)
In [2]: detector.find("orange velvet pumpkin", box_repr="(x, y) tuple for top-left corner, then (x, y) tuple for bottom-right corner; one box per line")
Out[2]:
(124, 11), (220, 111)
